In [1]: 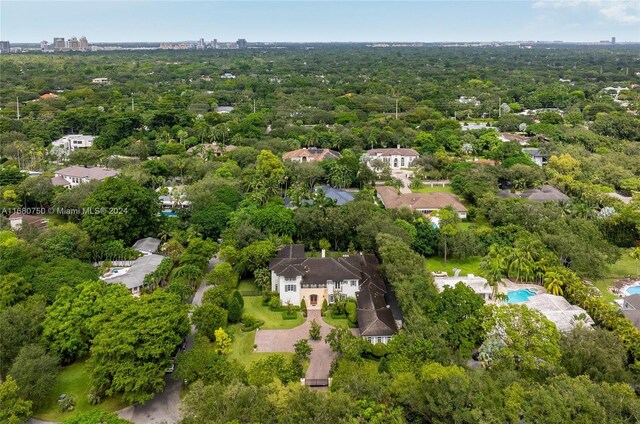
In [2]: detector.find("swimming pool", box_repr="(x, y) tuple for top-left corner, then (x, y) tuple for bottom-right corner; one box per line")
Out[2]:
(625, 285), (640, 295)
(162, 211), (178, 217)
(506, 288), (537, 304)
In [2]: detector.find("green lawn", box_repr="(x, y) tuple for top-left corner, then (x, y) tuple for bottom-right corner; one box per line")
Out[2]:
(322, 315), (357, 329)
(243, 296), (305, 329)
(411, 185), (454, 194)
(594, 250), (639, 302)
(238, 279), (260, 292)
(426, 256), (483, 277)
(227, 324), (295, 368)
(34, 359), (128, 422)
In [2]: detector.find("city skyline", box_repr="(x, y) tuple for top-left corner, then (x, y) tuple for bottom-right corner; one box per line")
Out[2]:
(2, 1), (639, 43)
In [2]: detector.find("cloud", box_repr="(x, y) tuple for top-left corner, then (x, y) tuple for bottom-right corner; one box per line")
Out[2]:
(532, 0), (640, 24)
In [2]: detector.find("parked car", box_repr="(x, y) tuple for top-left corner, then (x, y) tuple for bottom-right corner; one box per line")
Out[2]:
(165, 359), (175, 373)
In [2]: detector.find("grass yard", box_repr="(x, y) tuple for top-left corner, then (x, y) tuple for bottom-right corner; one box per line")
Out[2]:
(34, 359), (127, 422)
(243, 296), (305, 329)
(238, 278), (260, 292)
(426, 255), (483, 277)
(411, 185), (454, 194)
(593, 250), (639, 302)
(227, 324), (295, 367)
(322, 315), (357, 329)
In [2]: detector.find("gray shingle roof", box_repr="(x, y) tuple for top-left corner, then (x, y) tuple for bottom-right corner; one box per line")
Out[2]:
(104, 254), (164, 290)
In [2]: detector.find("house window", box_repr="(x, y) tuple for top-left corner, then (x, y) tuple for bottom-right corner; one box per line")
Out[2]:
(275, 284), (278, 292)
(401, 157), (405, 167)
(367, 337), (373, 343)
(284, 285), (296, 292)
(285, 277), (296, 282)
(376, 337), (382, 344)
(393, 158), (398, 168)
(334, 281), (341, 290)
(350, 280), (356, 287)
(328, 294), (334, 303)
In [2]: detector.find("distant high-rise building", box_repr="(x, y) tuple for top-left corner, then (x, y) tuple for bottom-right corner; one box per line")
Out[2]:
(212, 38), (218, 49)
(79, 36), (88, 50)
(40, 40), (54, 52)
(54, 37), (65, 50)
(197, 38), (205, 50)
(68, 37), (80, 50)
(611, 36), (616, 44)
(0, 41), (10, 53)
(237, 39), (247, 49)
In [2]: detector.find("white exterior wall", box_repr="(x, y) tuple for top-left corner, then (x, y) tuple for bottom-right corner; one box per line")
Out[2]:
(362, 335), (393, 345)
(271, 272), (303, 306)
(368, 154), (416, 170)
(326, 279), (359, 302)
(417, 208), (467, 219)
(271, 272), (361, 306)
(55, 173), (89, 187)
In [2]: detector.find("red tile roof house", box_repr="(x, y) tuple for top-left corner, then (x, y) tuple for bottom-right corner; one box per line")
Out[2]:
(282, 147), (341, 163)
(9, 213), (48, 231)
(51, 166), (119, 188)
(375, 186), (468, 218)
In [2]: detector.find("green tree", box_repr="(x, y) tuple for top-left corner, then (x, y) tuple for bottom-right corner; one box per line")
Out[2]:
(8, 344), (59, 410)
(81, 177), (160, 245)
(89, 290), (190, 404)
(309, 319), (322, 340)
(206, 262), (239, 290)
(192, 303), (228, 341)
(481, 304), (561, 375)
(0, 273), (31, 308)
(213, 328), (232, 354)
(630, 247), (640, 276)
(0, 376), (32, 424)
(63, 410), (132, 424)
(294, 339), (312, 361)
(227, 296), (243, 323)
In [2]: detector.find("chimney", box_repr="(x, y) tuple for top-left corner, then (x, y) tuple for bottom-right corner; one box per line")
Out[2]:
(321, 249), (326, 258)
(397, 144), (400, 149)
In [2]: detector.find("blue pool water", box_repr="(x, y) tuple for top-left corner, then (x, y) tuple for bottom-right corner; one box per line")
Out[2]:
(162, 211), (178, 217)
(506, 289), (537, 304)
(626, 285), (640, 295)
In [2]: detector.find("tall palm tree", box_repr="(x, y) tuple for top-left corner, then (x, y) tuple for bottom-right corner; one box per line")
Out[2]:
(544, 272), (564, 296)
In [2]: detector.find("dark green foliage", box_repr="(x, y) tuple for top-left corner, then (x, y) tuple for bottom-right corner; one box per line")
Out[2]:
(192, 303), (228, 341)
(8, 344), (58, 410)
(227, 297), (243, 323)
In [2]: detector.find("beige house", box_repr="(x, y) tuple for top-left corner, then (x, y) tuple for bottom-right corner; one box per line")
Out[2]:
(282, 147), (341, 163)
(375, 186), (468, 218)
(51, 166), (119, 188)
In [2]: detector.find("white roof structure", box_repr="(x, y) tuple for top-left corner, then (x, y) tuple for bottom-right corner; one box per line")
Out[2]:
(526, 293), (594, 332)
(132, 237), (161, 254)
(433, 275), (492, 297)
(102, 254), (164, 290)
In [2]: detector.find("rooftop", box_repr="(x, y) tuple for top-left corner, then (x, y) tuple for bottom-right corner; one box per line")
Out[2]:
(376, 186), (468, 213)
(497, 185), (570, 203)
(366, 147), (419, 157)
(132, 237), (162, 254)
(102, 254), (164, 290)
(434, 275), (492, 296)
(54, 166), (119, 180)
(282, 147), (341, 161)
(526, 293), (594, 332)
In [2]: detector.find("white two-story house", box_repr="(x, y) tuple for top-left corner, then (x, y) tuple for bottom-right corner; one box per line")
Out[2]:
(362, 146), (419, 170)
(269, 244), (402, 344)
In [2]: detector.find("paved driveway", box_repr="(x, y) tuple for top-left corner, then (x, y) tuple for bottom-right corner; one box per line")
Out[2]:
(392, 169), (414, 193)
(255, 310), (358, 380)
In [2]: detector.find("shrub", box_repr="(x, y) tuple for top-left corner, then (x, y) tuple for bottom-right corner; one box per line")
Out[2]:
(294, 339), (312, 360)
(282, 310), (298, 320)
(321, 299), (328, 316)
(240, 314), (265, 331)
(345, 300), (357, 324)
(228, 297), (243, 323)
(309, 319), (322, 340)
(87, 387), (102, 406)
(231, 290), (245, 308)
(269, 295), (282, 311)
(371, 342), (388, 358)
(58, 395), (76, 412)
(300, 298), (307, 317)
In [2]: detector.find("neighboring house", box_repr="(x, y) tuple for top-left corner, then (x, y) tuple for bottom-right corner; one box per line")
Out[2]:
(522, 148), (547, 166)
(51, 166), (119, 188)
(51, 134), (95, 157)
(498, 133), (529, 145)
(101, 253), (164, 295)
(282, 148), (341, 163)
(187, 143), (237, 158)
(220, 73), (236, 79)
(9, 213), (48, 231)
(285, 185), (355, 208)
(92, 77), (109, 84)
(525, 294), (594, 332)
(497, 185), (570, 203)
(215, 106), (234, 114)
(458, 96), (480, 106)
(363, 147), (419, 170)
(375, 186), (468, 218)
(269, 244), (401, 344)
(621, 295), (640, 330)
(433, 274), (492, 300)
(158, 187), (191, 212)
(39, 93), (59, 99)
(132, 237), (162, 254)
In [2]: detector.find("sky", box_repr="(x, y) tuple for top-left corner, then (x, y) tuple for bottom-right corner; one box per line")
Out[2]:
(1, 0), (639, 43)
